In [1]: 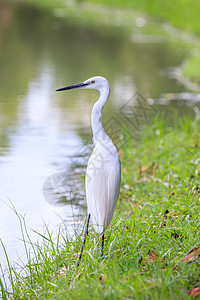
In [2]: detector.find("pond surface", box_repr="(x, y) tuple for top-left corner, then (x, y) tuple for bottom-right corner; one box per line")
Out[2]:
(0, 1), (197, 270)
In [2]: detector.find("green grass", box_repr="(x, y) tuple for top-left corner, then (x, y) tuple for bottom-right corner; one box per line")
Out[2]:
(1, 111), (200, 299)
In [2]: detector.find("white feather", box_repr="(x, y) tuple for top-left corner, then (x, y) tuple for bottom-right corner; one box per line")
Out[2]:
(86, 141), (121, 235)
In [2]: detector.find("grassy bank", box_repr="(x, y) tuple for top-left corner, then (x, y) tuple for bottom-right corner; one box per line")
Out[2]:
(1, 111), (200, 299)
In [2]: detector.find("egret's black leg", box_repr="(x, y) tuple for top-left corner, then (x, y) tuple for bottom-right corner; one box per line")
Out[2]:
(101, 234), (104, 257)
(77, 213), (90, 268)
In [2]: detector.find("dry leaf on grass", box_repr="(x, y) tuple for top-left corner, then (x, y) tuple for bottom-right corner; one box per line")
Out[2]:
(139, 250), (164, 265)
(158, 210), (179, 228)
(98, 274), (107, 282)
(138, 163), (158, 177)
(181, 248), (200, 263)
(188, 287), (200, 296)
(171, 232), (186, 240)
(147, 250), (164, 262)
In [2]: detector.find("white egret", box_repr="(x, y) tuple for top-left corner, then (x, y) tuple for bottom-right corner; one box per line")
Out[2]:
(56, 76), (121, 266)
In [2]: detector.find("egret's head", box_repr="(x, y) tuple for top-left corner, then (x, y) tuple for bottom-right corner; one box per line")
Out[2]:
(56, 76), (109, 92)
(83, 76), (109, 91)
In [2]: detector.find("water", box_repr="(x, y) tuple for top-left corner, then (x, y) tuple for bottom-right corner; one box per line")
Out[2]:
(0, 1), (197, 270)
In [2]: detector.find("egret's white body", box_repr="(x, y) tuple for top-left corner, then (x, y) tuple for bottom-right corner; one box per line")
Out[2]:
(56, 76), (121, 262)
(85, 77), (121, 235)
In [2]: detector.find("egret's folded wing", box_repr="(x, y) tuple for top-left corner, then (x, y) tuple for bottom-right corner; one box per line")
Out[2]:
(86, 165), (121, 235)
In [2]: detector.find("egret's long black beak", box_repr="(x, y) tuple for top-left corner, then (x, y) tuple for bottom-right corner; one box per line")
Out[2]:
(56, 82), (89, 92)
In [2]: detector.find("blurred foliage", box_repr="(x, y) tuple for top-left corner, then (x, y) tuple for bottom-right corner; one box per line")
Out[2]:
(9, 0), (200, 35)
(182, 53), (200, 84)
(86, 0), (200, 84)
(88, 0), (200, 35)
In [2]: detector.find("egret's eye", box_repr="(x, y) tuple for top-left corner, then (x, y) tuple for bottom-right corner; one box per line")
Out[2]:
(91, 80), (95, 84)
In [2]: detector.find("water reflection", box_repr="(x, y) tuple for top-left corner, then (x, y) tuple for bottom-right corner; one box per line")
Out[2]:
(0, 1), (196, 267)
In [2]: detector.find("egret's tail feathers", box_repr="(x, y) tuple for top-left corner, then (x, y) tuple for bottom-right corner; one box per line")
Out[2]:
(90, 214), (107, 235)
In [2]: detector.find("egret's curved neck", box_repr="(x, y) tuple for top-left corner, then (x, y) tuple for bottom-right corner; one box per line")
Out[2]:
(91, 84), (111, 144)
